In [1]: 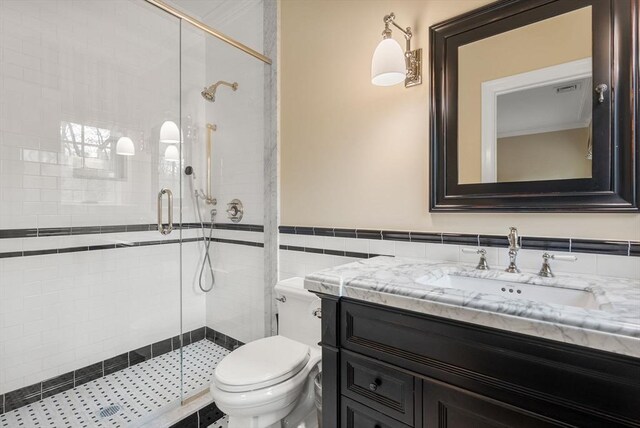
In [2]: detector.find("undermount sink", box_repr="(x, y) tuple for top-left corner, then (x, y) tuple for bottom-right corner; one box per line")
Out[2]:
(417, 274), (600, 310)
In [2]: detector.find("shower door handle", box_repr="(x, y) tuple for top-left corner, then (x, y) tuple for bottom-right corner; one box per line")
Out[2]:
(157, 188), (173, 235)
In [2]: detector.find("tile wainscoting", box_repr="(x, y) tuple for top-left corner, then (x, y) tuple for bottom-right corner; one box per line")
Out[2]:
(279, 226), (640, 281)
(0, 224), (263, 398)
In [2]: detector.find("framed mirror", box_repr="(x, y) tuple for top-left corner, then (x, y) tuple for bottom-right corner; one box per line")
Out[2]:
(430, 0), (638, 211)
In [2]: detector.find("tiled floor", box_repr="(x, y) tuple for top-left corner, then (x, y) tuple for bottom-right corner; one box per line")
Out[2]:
(0, 340), (229, 428)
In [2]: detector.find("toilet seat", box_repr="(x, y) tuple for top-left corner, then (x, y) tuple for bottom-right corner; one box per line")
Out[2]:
(214, 335), (310, 393)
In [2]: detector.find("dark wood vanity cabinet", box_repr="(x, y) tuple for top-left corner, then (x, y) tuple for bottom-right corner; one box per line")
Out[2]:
(319, 296), (640, 427)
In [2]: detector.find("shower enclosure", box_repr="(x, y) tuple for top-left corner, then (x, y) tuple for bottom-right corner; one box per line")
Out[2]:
(0, 0), (276, 426)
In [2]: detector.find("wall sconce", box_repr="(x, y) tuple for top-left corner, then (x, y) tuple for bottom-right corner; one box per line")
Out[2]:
(371, 13), (422, 88)
(159, 120), (181, 144)
(116, 136), (135, 156)
(164, 144), (180, 162)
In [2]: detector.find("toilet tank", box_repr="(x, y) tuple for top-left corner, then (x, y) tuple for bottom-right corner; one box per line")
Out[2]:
(275, 277), (321, 348)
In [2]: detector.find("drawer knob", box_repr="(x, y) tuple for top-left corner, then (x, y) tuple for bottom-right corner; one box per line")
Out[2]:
(369, 378), (382, 391)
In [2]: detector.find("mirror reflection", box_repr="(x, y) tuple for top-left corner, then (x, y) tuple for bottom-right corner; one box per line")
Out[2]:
(457, 6), (592, 184)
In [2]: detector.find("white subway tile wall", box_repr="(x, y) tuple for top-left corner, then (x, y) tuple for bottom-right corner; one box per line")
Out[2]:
(279, 233), (640, 282)
(0, 237), (207, 395)
(207, 232), (265, 345)
(204, 4), (265, 226)
(0, 0), (185, 230)
(200, 1), (267, 342)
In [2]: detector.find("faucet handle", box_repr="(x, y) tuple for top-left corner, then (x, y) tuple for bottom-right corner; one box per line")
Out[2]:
(508, 227), (520, 249)
(462, 248), (485, 254)
(543, 253), (577, 262)
(462, 248), (490, 270)
(539, 252), (577, 277)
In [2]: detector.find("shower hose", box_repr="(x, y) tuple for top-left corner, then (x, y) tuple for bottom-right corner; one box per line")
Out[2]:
(189, 174), (215, 293)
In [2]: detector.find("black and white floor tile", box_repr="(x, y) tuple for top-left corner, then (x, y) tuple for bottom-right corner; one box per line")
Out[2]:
(0, 340), (229, 428)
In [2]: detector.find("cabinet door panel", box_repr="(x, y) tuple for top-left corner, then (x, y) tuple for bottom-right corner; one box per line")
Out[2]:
(423, 377), (566, 428)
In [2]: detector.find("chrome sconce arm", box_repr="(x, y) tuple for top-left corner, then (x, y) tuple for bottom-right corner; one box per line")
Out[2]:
(383, 13), (421, 85)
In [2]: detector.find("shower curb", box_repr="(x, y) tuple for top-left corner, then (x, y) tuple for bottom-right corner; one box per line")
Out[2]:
(168, 401), (226, 428)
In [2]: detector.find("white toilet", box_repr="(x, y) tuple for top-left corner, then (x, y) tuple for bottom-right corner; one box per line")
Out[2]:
(210, 277), (322, 428)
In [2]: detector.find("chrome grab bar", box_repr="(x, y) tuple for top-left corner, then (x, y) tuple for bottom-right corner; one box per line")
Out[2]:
(157, 188), (173, 235)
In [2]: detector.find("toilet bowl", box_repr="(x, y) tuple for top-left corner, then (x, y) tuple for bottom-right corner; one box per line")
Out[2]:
(210, 277), (322, 428)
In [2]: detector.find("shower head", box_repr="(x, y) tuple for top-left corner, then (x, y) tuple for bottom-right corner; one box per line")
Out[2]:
(201, 80), (238, 102)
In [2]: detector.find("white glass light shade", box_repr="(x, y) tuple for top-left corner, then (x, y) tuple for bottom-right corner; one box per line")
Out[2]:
(159, 120), (180, 144)
(371, 38), (406, 86)
(164, 144), (180, 162)
(115, 136), (135, 156)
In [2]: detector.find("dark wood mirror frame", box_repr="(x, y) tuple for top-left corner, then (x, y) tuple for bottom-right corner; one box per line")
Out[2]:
(429, 0), (638, 212)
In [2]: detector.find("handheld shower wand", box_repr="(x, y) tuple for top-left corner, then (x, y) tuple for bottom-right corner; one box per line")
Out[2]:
(186, 166), (216, 293)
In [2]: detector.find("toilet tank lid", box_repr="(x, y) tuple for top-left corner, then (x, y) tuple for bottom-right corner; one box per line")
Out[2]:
(275, 277), (316, 300)
(214, 335), (310, 392)
(275, 277), (304, 291)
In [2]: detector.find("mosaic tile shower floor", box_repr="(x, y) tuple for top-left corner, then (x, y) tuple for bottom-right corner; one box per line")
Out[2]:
(0, 340), (229, 428)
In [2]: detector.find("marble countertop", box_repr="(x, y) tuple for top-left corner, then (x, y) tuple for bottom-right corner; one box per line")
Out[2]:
(304, 256), (640, 358)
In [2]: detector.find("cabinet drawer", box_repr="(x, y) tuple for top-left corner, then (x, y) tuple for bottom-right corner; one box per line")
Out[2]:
(342, 396), (411, 428)
(341, 350), (415, 425)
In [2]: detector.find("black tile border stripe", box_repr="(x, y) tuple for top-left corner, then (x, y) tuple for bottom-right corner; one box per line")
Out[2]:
(0, 234), (264, 259)
(570, 239), (631, 256)
(208, 237), (264, 248)
(279, 244), (385, 260)
(0, 327), (243, 415)
(210, 223), (265, 232)
(279, 225), (639, 258)
(0, 222), (264, 239)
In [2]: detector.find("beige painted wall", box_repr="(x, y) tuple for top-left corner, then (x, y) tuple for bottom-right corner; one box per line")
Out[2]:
(280, 0), (640, 240)
(497, 127), (592, 182)
(458, 7), (591, 183)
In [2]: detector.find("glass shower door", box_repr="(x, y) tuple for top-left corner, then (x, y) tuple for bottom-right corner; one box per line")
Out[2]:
(0, 1), (186, 426)
(176, 18), (214, 406)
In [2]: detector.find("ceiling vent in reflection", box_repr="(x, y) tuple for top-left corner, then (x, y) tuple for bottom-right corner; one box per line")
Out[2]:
(555, 83), (580, 94)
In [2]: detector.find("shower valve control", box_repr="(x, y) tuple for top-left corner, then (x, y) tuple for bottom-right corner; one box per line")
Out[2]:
(226, 199), (244, 223)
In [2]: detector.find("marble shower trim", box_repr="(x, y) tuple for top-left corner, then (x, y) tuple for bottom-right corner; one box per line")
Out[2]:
(305, 257), (640, 358)
(263, 0), (279, 338)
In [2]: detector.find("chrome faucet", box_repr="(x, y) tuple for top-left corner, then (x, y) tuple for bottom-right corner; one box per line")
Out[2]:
(505, 227), (520, 273)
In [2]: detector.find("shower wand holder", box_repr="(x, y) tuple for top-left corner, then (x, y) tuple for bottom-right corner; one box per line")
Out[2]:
(196, 189), (217, 206)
